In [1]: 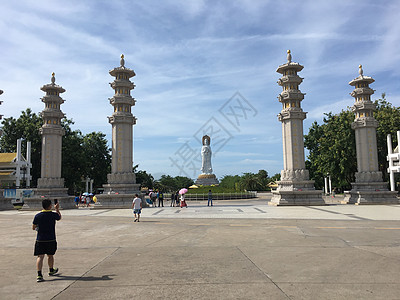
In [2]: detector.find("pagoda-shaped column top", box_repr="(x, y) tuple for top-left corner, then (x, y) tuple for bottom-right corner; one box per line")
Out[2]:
(109, 54), (136, 78)
(277, 50), (306, 121)
(349, 65), (377, 129)
(276, 50), (304, 74)
(349, 65), (375, 86)
(40, 73), (66, 94)
(349, 65), (375, 99)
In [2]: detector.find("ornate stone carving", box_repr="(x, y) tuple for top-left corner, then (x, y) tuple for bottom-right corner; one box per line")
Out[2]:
(355, 171), (383, 183)
(37, 177), (64, 188)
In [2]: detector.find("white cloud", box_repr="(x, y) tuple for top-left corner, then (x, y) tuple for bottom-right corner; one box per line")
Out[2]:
(1, 0), (400, 179)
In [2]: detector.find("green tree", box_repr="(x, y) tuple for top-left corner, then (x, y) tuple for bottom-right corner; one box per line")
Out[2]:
(156, 175), (176, 191)
(256, 169), (269, 190)
(219, 175), (242, 191)
(174, 176), (194, 189)
(81, 132), (111, 189)
(136, 170), (154, 189)
(239, 172), (267, 191)
(61, 119), (85, 194)
(305, 94), (400, 190)
(305, 110), (357, 190)
(155, 175), (194, 192)
(269, 173), (281, 183)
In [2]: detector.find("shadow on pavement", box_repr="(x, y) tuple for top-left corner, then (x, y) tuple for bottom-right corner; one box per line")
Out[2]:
(50, 274), (115, 281)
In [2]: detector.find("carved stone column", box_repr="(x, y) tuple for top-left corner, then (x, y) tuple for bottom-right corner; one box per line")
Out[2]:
(102, 55), (140, 196)
(343, 65), (398, 204)
(269, 51), (324, 206)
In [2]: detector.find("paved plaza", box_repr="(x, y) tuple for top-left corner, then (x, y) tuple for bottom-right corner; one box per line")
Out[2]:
(1, 196), (400, 299)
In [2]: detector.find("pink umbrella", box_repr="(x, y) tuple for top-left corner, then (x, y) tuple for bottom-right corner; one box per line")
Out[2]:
(179, 188), (188, 195)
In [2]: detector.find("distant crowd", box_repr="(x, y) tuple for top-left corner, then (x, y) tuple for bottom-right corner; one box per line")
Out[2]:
(74, 194), (97, 207)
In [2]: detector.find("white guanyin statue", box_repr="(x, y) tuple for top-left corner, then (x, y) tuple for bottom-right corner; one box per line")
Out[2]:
(201, 135), (213, 174)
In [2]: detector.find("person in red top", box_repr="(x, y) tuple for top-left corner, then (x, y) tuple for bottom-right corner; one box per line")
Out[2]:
(32, 199), (62, 282)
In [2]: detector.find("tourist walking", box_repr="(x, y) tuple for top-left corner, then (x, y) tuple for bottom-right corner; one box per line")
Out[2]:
(32, 199), (62, 282)
(180, 193), (187, 208)
(207, 189), (213, 206)
(131, 194), (142, 222)
(170, 192), (175, 207)
(175, 191), (180, 206)
(158, 190), (164, 207)
(74, 195), (79, 207)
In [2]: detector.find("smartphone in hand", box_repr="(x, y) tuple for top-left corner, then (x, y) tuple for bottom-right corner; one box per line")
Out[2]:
(54, 199), (58, 205)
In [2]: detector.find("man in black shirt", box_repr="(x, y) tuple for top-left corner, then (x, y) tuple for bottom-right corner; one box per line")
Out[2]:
(32, 199), (62, 282)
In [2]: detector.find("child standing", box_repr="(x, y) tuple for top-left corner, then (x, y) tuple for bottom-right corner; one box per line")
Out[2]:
(131, 194), (142, 222)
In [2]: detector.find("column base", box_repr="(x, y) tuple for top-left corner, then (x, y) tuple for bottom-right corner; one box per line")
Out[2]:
(21, 196), (76, 210)
(269, 190), (325, 206)
(37, 177), (65, 189)
(103, 183), (141, 195)
(34, 187), (69, 198)
(342, 182), (399, 205)
(269, 179), (325, 206)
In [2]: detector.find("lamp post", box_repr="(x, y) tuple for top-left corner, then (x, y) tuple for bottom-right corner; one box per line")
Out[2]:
(324, 175), (328, 195)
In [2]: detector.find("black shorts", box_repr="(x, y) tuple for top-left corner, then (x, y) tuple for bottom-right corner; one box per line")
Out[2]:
(34, 240), (57, 256)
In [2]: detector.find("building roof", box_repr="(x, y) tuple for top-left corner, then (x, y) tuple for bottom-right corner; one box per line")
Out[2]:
(0, 153), (17, 163)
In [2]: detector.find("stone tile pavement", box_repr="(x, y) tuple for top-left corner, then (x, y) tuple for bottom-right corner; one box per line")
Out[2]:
(0, 198), (399, 299)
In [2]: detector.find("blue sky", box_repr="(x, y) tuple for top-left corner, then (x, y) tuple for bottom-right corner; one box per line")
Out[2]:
(1, 0), (400, 180)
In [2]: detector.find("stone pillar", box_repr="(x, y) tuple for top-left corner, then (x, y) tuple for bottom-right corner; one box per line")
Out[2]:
(102, 55), (140, 195)
(343, 65), (398, 205)
(24, 73), (74, 210)
(269, 50), (324, 206)
(35, 73), (68, 197)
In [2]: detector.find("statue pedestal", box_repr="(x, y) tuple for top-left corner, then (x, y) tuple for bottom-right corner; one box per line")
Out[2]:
(195, 174), (219, 186)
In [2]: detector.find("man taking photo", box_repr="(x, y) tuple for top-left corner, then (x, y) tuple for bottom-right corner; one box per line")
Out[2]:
(32, 199), (62, 282)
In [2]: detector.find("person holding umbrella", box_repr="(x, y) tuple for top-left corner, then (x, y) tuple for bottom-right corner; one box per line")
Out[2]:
(179, 188), (188, 208)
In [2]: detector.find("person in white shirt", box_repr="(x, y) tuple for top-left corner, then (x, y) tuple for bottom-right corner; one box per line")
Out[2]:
(131, 194), (142, 222)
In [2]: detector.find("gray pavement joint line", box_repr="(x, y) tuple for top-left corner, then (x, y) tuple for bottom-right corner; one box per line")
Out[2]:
(236, 246), (292, 300)
(144, 226), (198, 247)
(50, 247), (121, 300)
(353, 245), (400, 261)
(253, 207), (267, 213)
(305, 206), (371, 220)
(88, 209), (113, 216)
(296, 225), (310, 239)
